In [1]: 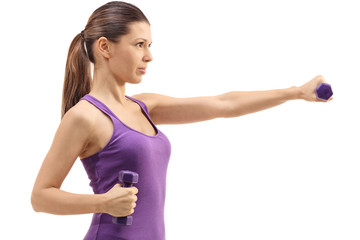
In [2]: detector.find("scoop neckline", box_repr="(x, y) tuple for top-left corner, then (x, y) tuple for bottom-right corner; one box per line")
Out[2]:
(86, 94), (160, 138)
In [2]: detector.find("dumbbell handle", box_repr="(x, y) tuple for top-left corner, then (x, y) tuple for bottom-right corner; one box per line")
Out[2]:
(112, 170), (139, 225)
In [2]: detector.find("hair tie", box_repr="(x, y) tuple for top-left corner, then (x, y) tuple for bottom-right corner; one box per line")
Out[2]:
(80, 30), (88, 57)
(80, 30), (85, 40)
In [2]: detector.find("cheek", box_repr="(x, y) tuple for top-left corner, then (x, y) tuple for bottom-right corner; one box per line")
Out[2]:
(109, 49), (142, 79)
(116, 51), (138, 71)
(109, 56), (127, 73)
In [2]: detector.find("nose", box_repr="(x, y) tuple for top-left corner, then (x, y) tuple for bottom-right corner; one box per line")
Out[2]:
(143, 49), (153, 62)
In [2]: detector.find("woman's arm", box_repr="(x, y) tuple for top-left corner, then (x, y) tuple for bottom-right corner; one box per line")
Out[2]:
(221, 75), (333, 118)
(219, 86), (300, 118)
(133, 75), (332, 125)
(31, 105), (103, 215)
(31, 103), (138, 217)
(32, 188), (104, 215)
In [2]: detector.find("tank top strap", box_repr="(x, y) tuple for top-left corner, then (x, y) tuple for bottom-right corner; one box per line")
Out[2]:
(125, 95), (150, 114)
(80, 94), (117, 119)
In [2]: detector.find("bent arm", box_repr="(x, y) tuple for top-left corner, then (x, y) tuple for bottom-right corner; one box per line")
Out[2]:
(31, 188), (104, 215)
(31, 105), (104, 215)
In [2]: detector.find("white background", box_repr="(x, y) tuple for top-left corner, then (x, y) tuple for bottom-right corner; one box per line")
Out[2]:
(1, 0), (359, 239)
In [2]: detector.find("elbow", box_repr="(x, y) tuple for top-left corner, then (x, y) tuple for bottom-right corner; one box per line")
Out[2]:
(217, 94), (232, 118)
(217, 93), (244, 119)
(31, 190), (41, 213)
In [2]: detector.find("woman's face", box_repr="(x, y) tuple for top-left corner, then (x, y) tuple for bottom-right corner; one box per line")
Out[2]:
(107, 21), (153, 84)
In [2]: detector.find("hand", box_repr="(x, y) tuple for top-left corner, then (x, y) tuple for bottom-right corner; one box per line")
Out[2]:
(298, 75), (334, 102)
(101, 184), (138, 217)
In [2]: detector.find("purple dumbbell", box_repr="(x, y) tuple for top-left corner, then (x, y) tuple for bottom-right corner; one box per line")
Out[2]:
(112, 170), (139, 225)
(316, 83), (333, 101)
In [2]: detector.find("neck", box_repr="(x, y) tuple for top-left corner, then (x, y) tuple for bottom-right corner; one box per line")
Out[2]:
(89, 67), (130, 108)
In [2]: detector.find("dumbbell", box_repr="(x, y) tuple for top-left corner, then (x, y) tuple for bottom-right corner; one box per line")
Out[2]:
(316, 83), (333, 101)
(112, 170), (139, 225)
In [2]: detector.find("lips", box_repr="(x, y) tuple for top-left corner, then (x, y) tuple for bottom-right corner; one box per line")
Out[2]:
(138, 67), (146, 74)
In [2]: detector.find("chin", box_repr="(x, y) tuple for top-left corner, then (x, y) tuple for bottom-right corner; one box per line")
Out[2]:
(129, 77), (142, 84)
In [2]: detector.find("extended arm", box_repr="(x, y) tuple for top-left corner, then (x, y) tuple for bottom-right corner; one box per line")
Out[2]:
(219, 86), (299, 118)
(133, 75), (332, 125)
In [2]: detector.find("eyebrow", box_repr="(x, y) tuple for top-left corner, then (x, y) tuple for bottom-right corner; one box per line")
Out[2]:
(134, 38), (152, 43)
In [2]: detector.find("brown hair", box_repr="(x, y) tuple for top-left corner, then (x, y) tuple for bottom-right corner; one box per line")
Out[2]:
(61, 1), (150, 118)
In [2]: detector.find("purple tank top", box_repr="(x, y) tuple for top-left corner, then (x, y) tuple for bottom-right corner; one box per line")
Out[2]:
(79, 94), (171, 240)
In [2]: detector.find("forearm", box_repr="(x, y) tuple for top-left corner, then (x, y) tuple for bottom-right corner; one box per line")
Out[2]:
(31, 187), (104, 215)
(220, 86), (300, 118)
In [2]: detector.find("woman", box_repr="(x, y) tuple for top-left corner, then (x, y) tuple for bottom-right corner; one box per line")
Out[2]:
(31, 1), (332, 239)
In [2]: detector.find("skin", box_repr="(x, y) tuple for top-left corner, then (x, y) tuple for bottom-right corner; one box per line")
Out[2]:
(31, 21), (333, 217)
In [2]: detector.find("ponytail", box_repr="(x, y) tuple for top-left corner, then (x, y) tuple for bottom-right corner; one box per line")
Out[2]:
(61, 33), (91, 119)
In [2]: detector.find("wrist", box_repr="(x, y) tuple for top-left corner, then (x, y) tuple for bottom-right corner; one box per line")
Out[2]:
(286, 86), (301, 100)
(95, 193), (107, 213)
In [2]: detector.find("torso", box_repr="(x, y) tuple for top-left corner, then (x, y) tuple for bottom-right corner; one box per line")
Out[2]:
(78, 97), (157, 159)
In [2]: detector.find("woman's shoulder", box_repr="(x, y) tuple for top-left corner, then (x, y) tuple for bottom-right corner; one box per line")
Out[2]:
(51, 100), (99, 158)
(62, 100), (99, 132)
(130, 92), (163, 113)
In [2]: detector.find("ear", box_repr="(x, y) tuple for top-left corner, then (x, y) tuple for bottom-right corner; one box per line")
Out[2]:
(96, 37), (112, 59)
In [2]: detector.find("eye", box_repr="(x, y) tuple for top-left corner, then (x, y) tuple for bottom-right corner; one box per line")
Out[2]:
(137, 42), (152, 48)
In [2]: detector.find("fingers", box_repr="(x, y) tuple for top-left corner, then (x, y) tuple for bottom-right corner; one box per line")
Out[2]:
(130, 191), (138, 202)
(323, 97), (333, 102)
(315, 74), (326, 84)
(114, 184), (138, 201)
(104, 183), (139, 217)
(117, 184), (138, 194)
(127, 187), (138, 202)
(130, 186), (138, 195)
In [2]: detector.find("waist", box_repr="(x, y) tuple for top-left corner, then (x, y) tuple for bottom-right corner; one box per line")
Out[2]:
(85, 212), (166, 240)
